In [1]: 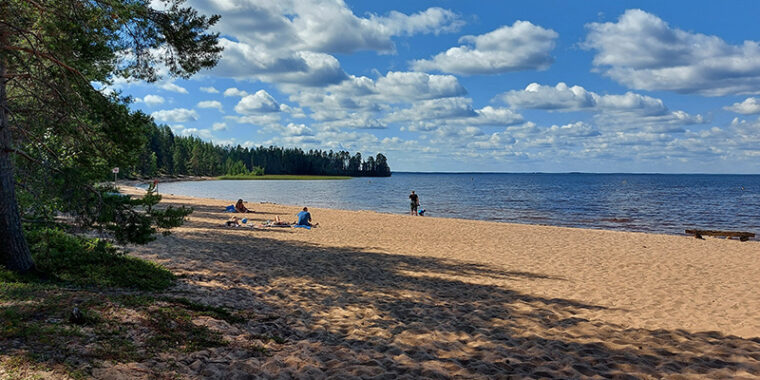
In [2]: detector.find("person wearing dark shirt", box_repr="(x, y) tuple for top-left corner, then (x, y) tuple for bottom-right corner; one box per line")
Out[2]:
(409, 191), (419, 216)
(235, 199), (253, 213)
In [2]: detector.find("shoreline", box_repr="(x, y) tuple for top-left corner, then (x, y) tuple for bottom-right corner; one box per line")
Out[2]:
(125, 184), (759, 241)
(115, 188), (760, 377)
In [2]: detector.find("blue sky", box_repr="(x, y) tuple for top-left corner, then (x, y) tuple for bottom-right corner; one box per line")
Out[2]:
(113, 0), (760, 173)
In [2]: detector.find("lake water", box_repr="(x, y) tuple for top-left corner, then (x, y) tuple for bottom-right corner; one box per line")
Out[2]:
(152, 173), (760, 236)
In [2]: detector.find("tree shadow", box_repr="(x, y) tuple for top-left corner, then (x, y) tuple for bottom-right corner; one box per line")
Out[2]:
(135, 230), (760, 379)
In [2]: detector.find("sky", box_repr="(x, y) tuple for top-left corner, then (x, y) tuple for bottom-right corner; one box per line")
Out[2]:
(113, 0), (760, 173)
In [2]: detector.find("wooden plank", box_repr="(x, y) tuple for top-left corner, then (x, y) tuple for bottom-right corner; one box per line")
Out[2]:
(685, 229), (755, 241)
(685, 229), (755, 237)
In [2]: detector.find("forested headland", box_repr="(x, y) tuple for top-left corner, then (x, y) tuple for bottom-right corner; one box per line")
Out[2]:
(135, 123), (392, 178)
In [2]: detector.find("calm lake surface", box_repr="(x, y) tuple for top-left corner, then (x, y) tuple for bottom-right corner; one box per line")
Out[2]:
(153, 173), (760, 236)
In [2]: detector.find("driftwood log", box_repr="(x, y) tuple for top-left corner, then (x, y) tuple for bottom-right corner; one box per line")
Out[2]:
(685, 229), (755, 242)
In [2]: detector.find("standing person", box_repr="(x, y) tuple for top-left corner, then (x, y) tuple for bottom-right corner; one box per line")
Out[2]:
(409, 190), (419, 216)
(297, 207), (318, 227)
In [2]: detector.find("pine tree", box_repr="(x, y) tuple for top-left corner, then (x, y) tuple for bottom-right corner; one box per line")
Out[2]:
(0, 0), (221, 272)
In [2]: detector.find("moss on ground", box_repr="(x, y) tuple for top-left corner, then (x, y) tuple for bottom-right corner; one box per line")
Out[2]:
(0, 230), (266, 378)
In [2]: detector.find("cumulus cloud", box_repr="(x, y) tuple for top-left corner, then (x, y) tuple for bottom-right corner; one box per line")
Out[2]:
(151, 108), (199, 122)
(158, 81), (188, 94)
(224, 87), (249, 97)
(501, 82), (706, 129)
(200, 86), (220, 93)
(234, 90), (281, 114)
(412, 21), (558, 75)
(197, 100), (224, 112)
(503, 82), (666, 115)
(194, 0), (461, 86)
(283, 123), (314, 136)
(279, 104), (307, 118)
(212, 122), (227, 131)
(503, 83), (597, 110)
(192, 0), (461, 54)
(318, 113), (387, 129)
(135, 94), (165, 106)
(387, 98), (523, 130)
(387, 97), (477, 122)
(283, 71), (469, 126)
(177, 127), (213, 139)
(291, 3), (461, 53)
(584, 9), (760, 96)
(226, 113), (281, 127)
(375, 71), (466, 100)
(724, 98), (760, 114)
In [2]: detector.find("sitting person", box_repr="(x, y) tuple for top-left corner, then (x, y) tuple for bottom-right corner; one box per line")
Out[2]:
(224, 216), (241, 227)
(235, 199), (253, 213)
(296, 207), (318, 227)
(418, 208), (426, 216)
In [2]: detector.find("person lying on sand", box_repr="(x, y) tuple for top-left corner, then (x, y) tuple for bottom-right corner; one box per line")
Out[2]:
(235, 199), (253, 213)
(224, 216), (241, 227)
(272, 216), (291, 226)
(296, 207), (318, 227)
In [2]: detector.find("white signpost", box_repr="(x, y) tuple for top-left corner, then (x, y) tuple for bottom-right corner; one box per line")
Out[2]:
(112, 167), (119, 184)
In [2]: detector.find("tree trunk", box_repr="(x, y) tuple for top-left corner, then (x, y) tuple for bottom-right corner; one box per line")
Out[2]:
(0, 24), (35, 272)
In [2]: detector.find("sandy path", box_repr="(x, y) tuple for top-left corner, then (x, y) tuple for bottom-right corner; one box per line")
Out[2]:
(116, 189), (760, 379)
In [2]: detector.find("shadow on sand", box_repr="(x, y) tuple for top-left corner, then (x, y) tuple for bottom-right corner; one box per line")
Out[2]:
(136, 224), (760, 379)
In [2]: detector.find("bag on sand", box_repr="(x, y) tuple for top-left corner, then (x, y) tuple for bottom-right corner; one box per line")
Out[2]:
(225, 205), (235, 212)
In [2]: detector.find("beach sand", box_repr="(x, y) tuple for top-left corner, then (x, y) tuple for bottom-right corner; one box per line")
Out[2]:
(109, 188), (760, 379)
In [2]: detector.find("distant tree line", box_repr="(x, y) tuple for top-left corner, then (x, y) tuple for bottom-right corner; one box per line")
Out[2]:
(134, 124), (392, 177)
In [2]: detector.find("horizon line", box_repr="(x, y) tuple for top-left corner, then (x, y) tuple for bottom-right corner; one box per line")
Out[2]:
(391, 171), (760, 175)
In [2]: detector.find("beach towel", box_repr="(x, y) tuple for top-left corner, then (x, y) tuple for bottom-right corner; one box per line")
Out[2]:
(293, 225), (311, 230)
(225, 205), (235, 212)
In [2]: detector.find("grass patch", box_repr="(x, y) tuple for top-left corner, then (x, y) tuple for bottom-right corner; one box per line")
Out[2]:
(217, 174), (351, 180)
(147, 307), (226, 352)
(0, 284), (249, 377)
(0, 230), (276, 378)
(24, 228), (175, 291)
(163, 297), (245, 324)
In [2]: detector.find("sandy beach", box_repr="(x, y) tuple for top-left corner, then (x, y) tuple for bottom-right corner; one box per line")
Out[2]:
(109, 188), (760, 379)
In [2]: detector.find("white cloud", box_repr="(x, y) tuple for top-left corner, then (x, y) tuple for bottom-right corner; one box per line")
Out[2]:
(198, 0), (462, 55)
(224, 87), (249, 97)
(226, 113), (281, 127)
(135, 94), (165, 106)
(503, 82), (666, 115)
(501, 82), (704, 129)
(290, 4), (462, 53)
(200, 86), (220, 94)
(387, 97), (477, 122)
(724, 98), (760, 115)
(386, 98), (522, 130)
(151, 108), (199, 122)
(375, 71), (466, 101)
(283, 123), (314, 136)
(584, 9), (760, 96)
(197, 100), (224, 112)
(178, 127), (213, 139)
(279, 103), (307, 118)
(318, 113), (387, 129)
(212, 122), (227, 131)
(281, 71), (470, 129)
(503, 82), (597, 110)
(191, 0), (462, 86)
(158, 81), (188, 94)
(412, 21), (558, 75)
(234, 90), (281, 114)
